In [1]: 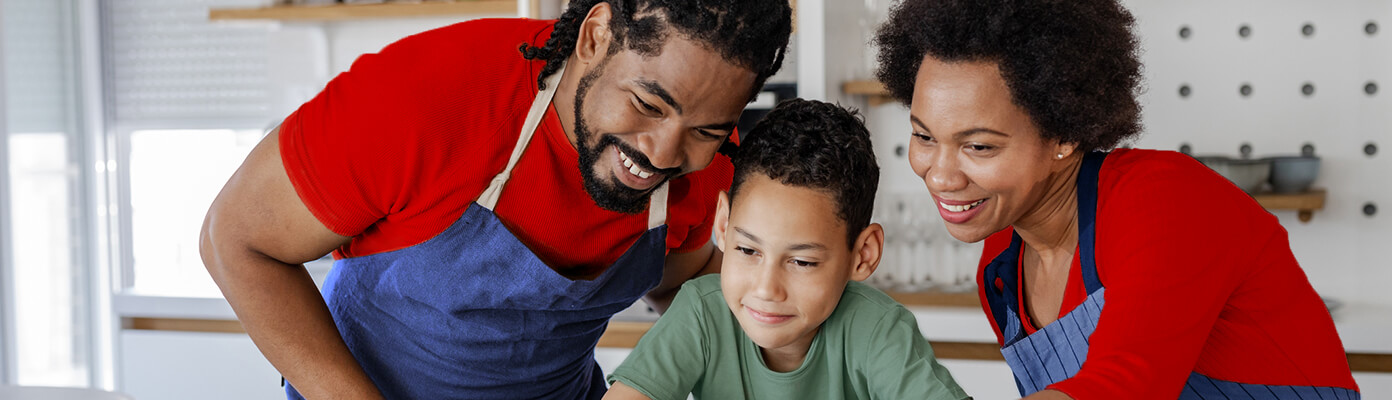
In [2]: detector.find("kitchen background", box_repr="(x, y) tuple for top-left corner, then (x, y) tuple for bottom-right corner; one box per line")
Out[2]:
(0, 0), (1387, 399)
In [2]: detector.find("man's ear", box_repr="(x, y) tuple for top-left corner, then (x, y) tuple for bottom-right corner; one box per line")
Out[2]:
(574, 3), (615, 67)
(848, 223), (884, 282)
(714, 191), (731, 251)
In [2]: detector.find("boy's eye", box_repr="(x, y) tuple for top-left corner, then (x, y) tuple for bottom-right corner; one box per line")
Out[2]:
(791, 259), (818, 268)
(735, 246), (758, 256)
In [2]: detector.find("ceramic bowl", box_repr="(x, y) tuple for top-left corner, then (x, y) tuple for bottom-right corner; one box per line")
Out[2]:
(1268, 156), (1320, 194)
(1195, 156), (1271, 193)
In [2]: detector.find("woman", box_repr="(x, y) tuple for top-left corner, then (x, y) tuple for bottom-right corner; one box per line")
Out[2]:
(874, 1), (1359, 399)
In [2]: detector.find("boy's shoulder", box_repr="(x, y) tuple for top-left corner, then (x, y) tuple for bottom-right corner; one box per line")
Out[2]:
(834, 281), (914, 321)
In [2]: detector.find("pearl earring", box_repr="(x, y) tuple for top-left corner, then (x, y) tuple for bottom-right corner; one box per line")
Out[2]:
(1056, 153), (1065, 159)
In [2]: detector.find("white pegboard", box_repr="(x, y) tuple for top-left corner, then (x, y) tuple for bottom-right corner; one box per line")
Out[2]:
(1123, 0), (1390, 307)
(811, 0), (1392, 307)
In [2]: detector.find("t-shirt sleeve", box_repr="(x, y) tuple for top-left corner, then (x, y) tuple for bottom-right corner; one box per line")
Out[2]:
(607, 281), (710, 400)
(279, 20), (532, 238)
(1050, 152), (1272, 399)
(862, 308), (969, 400)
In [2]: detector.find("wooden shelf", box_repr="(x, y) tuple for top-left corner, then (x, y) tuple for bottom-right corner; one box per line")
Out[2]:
(210, 1), (519, 22)
(887, 290), (980, 308)
(1253, 189), (1326, 223)
(842, 80), (894, 106)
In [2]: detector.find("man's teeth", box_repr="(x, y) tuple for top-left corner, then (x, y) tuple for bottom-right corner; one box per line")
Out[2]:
(940, 199), (985, 213)
(619, 150), (653, 179)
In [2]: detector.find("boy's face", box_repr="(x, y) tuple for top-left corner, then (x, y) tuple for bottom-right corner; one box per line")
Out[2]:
(714, 173), (882, 363)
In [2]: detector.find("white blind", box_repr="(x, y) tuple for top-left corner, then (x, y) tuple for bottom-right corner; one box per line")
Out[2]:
(3, 0), (73, 134)
(107, 0), (273, 124)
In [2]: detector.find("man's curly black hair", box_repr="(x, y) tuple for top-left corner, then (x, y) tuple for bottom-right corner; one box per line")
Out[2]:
(519, 0), (792, 99)
(728, 99), (880, 248)
(874, 0), (1143, 152)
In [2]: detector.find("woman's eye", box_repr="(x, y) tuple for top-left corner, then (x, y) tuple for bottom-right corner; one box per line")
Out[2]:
(968, 144), (994, 152)
(912, 132), (934, 143)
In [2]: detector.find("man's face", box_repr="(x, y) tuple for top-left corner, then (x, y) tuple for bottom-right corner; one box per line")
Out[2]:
(573, 37), (756, 214)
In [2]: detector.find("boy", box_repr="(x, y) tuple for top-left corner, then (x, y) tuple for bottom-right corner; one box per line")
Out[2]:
(604, 99), (969, 400)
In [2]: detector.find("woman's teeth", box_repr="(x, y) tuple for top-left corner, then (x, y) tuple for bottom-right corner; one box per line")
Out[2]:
(619, 150), (654, 179)
(940, 199), (985, 213)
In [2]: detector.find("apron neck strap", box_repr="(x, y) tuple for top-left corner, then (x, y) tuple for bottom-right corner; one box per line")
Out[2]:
(475, 65), (671, 228)
(1076, 151), (1107, 293)
(477, 65), (566, 211)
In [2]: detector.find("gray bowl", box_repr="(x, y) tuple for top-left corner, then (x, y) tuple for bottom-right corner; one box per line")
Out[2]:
(1195, 156), (1271, 193)
(1268, 156), (1320, 193)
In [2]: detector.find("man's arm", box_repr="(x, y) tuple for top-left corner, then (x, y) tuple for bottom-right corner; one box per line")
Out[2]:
(645, 241), (722, 313)
(200, 127), (383, 400)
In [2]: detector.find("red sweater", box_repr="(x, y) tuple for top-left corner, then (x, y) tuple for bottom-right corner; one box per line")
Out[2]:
(976, 149), (1357, 399)
(278, 18), (731, 267)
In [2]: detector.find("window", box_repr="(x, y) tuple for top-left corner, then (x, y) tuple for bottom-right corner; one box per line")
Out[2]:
(3, 0), (88, 387)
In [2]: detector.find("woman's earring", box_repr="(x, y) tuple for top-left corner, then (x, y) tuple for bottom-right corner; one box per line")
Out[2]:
(1056, 153), (1065, 159)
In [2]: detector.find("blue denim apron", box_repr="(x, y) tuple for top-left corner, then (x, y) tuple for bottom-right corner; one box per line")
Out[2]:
(287, 65), (668, 399)
(981, 151), (1359, 399)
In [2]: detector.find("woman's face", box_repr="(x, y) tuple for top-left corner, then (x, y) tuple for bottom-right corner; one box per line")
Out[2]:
(907, 56), (1074, 243)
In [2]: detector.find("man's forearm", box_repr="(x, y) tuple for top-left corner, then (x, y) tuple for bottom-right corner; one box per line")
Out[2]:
(205, 247), (383, 400)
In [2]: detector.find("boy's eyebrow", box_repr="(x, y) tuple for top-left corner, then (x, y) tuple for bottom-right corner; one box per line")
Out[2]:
(734, 227), (827, 251)
(733, 227), (762, 244)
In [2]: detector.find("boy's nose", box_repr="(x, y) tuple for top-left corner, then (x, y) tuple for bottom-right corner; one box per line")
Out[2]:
(750, 264), (787, 302)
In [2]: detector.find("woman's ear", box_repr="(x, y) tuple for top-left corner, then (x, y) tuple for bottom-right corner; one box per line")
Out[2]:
(1053, 141), (1080, 160)
(713, 191), (731, 251)
(573, 3), (615, 67)
(849, 223), (885, 282)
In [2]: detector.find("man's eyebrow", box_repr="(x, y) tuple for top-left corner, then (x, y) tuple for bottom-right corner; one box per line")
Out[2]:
(636, 79), (683, 115)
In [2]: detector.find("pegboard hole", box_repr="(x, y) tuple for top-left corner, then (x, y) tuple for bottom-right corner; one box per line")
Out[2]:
(1366, 142), (1378, 157)
(1239, 84), (1253, 97)
(1367, 21), (1379, 36)
(1179, 143), (1192, 155)
(1301, 83), (1316, 97)
(894, 144), (906, 158)
(1364, 203), (1378, 217)
(1239, 143), (1253, 158)
(1238, 24), (1252, 39)
(1301, 143), (1315, 157)
(1301, 23), (1315, 37)
(1179, 84), (1192, 99)
(1365, 82), (1378, 96)
(1179, 26), (1192, 40)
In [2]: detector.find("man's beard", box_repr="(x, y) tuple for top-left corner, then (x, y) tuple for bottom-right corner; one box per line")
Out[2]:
(572, 64), (678, 214)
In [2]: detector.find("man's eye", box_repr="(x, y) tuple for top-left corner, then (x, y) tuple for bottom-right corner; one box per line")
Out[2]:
(635, 97), (661, 115)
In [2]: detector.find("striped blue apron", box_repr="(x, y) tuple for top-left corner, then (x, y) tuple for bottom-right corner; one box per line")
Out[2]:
(981, 151), (1359, 399)
(286, 65), (668, 399)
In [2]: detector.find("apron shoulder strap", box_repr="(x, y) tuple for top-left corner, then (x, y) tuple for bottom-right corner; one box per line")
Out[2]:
(477, 65), (567, 211)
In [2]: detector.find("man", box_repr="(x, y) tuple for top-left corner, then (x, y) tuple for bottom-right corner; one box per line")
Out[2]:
(198, 1), (792, 399)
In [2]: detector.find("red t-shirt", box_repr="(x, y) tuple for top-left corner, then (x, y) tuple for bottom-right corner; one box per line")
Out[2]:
(975, 149), (1357, 399)
(278, 18), (731, 268)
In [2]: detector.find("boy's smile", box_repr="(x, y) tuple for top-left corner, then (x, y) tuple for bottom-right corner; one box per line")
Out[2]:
(715, 173), (880, 372)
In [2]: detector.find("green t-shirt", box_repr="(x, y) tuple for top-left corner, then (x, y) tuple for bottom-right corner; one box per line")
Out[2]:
(608, 275), (969, 400)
